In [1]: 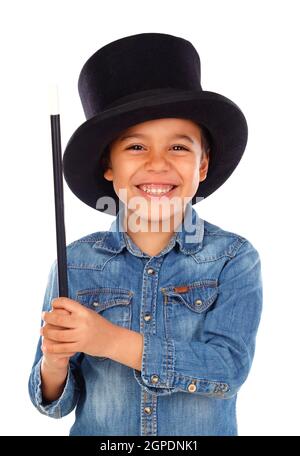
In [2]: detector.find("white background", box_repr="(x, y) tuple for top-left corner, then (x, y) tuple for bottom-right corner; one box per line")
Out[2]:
(1, 0), (299, 436)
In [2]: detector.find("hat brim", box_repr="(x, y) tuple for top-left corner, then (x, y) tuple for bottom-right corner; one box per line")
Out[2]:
(62, 89), (248, 215)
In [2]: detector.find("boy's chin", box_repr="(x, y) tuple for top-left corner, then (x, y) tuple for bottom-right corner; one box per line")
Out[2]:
(125, 206), (185, 230)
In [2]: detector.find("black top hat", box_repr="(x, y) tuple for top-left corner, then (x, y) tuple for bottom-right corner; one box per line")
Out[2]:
(62, 32), (248, 216)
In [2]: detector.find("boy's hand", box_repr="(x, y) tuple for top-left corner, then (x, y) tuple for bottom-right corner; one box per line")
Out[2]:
(41, 307), (76, 370)
(41, 297), (115, 359)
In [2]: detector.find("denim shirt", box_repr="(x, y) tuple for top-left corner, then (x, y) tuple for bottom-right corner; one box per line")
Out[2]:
(28, 203), (263, 436)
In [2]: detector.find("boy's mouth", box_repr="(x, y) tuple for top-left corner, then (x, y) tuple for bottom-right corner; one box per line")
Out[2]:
(134, 183), (179, 198)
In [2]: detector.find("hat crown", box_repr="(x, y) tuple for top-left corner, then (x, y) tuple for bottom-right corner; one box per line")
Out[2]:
(78, 33), (202, 119)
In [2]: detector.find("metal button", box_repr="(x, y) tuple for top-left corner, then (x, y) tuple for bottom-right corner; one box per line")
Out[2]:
(92, 302), (99, 307)
(151, 374), (159, 384)
(188, 382), (197, 393)
(144, 406), (152, 415)
(214, 383), (229, 393)
(195, 299), (202, 306)
(144, 314), (152, 322)
(147, 268), (155, 275)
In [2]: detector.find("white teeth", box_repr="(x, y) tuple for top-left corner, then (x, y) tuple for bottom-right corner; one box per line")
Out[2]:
(139, 184), (174, 194)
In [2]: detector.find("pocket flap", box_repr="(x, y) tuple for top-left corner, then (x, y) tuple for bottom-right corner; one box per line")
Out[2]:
(76, 287), (133, 311)
(161, 279), (218, 313)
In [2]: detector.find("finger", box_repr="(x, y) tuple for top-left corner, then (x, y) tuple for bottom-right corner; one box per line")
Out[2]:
(47, 352), (77, 358)
(42, 310), (76, 328)
(42, 341), (79, 354)
(42, 348), (77, 358)
(52, 297), (83, 314)
(52, 308), (71, 316)
(40, 323), (66, 334)
(56, 352), (77, 359)
(42, 317), (73, 331)
(42, 323), (66, 331)
(41, 327), (78, 343)
(41, 307), (70, 328)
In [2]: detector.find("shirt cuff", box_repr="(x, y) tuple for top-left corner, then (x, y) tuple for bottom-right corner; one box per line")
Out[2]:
(30, 357), (79, 418)
(133, 333), (231, 398)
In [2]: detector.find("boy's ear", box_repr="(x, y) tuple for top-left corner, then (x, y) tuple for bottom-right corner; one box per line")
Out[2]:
(103, 168), (113, 181)
(199, 153), (209, 182)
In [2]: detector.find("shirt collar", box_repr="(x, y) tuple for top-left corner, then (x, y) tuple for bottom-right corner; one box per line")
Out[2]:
(93, 202), (204, 257)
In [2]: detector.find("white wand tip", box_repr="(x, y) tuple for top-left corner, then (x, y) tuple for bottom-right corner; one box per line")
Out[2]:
(48, 84), (60, 115)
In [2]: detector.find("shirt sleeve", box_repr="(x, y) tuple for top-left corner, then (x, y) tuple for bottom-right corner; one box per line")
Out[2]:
(133, 239), (263, 399)
(27, 259), (84, 418)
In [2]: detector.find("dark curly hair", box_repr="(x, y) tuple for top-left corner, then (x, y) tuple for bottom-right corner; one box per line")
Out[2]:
(99, 122), (212, 173)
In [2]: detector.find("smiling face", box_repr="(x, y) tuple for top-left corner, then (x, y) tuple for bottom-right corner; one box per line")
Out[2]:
(103, 117), (209, 230)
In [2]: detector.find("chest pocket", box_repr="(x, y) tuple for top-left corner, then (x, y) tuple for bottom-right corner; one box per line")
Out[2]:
(161, 279), (218, 340)
(76, 287), (133, 361)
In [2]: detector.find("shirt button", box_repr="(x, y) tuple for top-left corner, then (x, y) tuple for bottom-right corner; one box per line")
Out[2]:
(144, 406), (152, 415)
(195, 299), (202, 306)
(188, 382), (197, 393)
(216, 383), (229, 393)
(147, 268), (155, 275)
(144, 313), (152, 322)
(92, 302), (99, 307)
(151, 374), (159, 384)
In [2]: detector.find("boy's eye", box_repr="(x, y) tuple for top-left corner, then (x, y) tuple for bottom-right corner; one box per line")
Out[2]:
(126, 144), (189, 151)
(172, 145), (189, 151)
(127, 144), (144, 151)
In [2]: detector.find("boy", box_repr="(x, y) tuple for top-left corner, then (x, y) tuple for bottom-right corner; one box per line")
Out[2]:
(28, 33), (263, 436)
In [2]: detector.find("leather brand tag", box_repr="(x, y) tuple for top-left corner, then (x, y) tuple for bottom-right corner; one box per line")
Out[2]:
(174, 286), (189, 293)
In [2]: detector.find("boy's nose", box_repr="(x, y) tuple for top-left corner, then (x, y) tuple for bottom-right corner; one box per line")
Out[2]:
(144, 151), (171, 169)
